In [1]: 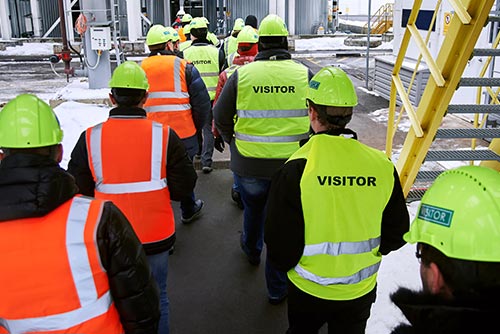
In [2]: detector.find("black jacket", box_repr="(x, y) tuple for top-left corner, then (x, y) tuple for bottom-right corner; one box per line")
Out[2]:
(67, 106), (198, 254)
(390, 287), (500, 333)
(264, 128), (409, 272)
(0, 153), (160, 333)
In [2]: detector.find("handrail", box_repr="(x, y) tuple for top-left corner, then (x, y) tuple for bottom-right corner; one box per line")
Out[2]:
(365, 3), (394, 34)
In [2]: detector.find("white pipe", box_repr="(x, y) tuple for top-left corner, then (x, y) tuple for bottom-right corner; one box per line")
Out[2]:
(0, 0), (11, 39)
(127, 0), (142, 42)
(288, 0), (295, 35)
(30, 0), (43, 37)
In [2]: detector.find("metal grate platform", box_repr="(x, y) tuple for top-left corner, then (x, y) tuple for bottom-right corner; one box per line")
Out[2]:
(426, 149), (500, 161)
(435, 128), (500, 138)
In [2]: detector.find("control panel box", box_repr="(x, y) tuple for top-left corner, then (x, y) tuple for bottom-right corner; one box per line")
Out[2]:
(90, 26), (112, 50)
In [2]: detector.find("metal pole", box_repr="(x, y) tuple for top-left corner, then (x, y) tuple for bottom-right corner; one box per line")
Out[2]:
(365, 0), (371, 89)
(57, 0), (73, 81)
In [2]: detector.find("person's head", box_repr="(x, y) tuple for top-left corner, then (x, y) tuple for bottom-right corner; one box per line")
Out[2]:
(245, 15), (258, 29)
(176, 9), (185, 18)
(258, 14), (288, 51)
(405, 165), (500, 299)
(165, 26), (180, 51)
(146, 24), (171, 52)
(181, 13), (192, 27)
(231, 18), (245, 37)
(0, 94), (63, 162)
(236, 25), (259, 56)
(189, 17), (208, 40)
(305, 66), (357, 132)
(108, 61), (149, 108)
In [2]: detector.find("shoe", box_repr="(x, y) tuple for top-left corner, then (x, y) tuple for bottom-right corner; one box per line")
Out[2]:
(181, 199), (204, 223)
(231, 188), (244, 209)
(240, 234), (260, 265)
(268, 293), (288, 305)
(202, 166), (213, 174)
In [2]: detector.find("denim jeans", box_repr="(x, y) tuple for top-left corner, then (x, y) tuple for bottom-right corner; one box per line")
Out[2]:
(180, 135), (199, 215)
(201, 110), (214, 168)
(147, 251), (169, 334)
(234, 173), (288, 298)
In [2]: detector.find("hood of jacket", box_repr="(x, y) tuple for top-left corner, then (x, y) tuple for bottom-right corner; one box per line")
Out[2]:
(0, 153), (78, 221)
(390, 287), (500, 334)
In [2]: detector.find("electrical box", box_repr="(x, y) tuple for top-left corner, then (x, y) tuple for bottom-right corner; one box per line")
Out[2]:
(90, 26), (112, 50)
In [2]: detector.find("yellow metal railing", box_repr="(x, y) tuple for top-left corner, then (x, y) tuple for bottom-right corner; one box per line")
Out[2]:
(365, 3), (394, 34)
(385, 0), (495, 196)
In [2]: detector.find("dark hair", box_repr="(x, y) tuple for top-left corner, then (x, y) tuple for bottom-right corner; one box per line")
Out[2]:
(2, 144), (60, 160)
(245, 15), (258, 29)
(419, 242), (500, 298)
(111, 88), (146, 107)
(258, 36), (288, 51)
(190, 28), (207, 40)
(148, 43), (167, 51)
(307, 99), (352, 128)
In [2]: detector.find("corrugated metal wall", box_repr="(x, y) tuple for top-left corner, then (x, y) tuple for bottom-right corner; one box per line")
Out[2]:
(225, 0), (268, 33)
(9, 0), (35, 38)
(295, 0), (328, 35)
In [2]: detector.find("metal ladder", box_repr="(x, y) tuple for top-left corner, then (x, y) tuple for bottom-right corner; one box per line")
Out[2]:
(385, 0), (500, 202)
(109, 0), (125, 65)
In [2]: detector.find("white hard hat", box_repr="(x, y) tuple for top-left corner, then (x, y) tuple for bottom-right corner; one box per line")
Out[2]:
(177, 9), (185, 16)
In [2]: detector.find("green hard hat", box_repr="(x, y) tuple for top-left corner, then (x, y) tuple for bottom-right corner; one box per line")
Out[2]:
(109, 61), (149, 90)
(237, 25), (259, 44)
(405, 165), (500, 262)
(165, 27), (180, 42)
(232, 18), (245, 32)
(181, 13), (193, 23)
(307, 66), (357, 107)
(258, 14), (288, 37)
(146, 24), (170, 46)
(190, 17), (207, 30)
(0, 94), (63, 148)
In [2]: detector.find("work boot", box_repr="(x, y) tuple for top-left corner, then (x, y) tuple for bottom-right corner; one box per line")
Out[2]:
(231, 188), (244, 209)
(181, 199), (204, 223)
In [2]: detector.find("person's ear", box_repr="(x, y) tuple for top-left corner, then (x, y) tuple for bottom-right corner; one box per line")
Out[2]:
(109, 93), (117, 106)
(56, 144), (63, 163)
(422, 262), (453, 298)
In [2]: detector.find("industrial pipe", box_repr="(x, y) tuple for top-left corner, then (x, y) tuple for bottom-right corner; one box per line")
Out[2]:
(57, 0), (73, 80)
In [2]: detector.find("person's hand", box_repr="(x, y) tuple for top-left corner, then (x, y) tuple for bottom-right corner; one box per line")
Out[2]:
(214, 136), (225, 153)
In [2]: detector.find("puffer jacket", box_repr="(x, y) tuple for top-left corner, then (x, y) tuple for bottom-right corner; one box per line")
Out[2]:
(390, 287), (500, 333)
(0, 153), (160, 333)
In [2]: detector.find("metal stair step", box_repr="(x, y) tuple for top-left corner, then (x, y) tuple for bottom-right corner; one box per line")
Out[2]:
(436, 128), (500, 138)
(488, 15), (500, 23)
(459, 77), (500, 87)
(406, 188), (428, 203)
(447, 104), (500, 114)
(425, 149), (500, 161)
(473, 48), (500, 57)
(416, 170), (445, 181)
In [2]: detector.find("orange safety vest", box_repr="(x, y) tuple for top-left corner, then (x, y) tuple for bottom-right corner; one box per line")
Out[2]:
(179, 27), (186, 42)
(86, 118), (175, 245)
(141, 55), (196, 139)
(0, 196), (124, 334)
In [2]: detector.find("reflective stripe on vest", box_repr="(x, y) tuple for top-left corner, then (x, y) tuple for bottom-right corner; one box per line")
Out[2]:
(89, 122), (167, 194)
(0, 197), (121, 333)
(142, 55), (196, 138)
(234, 60), (310, 159)
(287, 134), (395, 301)
(183, 44), (220, 100)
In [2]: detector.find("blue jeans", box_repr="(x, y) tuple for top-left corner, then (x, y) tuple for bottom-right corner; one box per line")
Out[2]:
(201, 110), (214, 168)
(180, 135), (199, 215)
(234, 174), (288, 298)
(147, 251), (169, 334)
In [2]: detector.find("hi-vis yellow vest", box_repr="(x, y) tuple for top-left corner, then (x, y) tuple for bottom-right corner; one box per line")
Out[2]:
(234, 60), (309, 159)
(183, 44), (220, 100)
(287, 134), (394, 300)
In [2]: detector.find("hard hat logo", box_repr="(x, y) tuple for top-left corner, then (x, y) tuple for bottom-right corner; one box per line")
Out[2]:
(0, 94), (63, 148)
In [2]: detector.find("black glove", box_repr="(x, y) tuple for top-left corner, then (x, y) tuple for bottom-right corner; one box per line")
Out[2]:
(214, 136), (225, 153)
